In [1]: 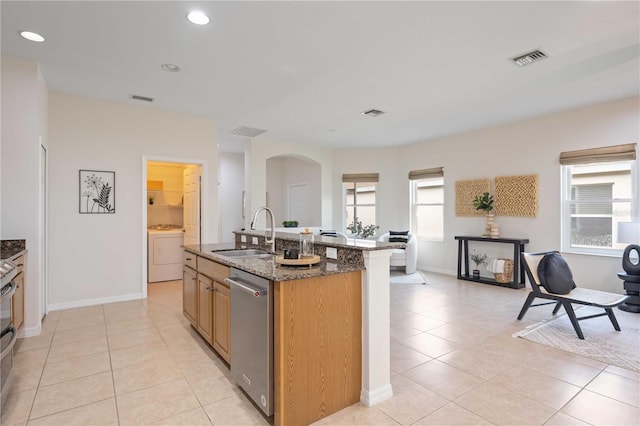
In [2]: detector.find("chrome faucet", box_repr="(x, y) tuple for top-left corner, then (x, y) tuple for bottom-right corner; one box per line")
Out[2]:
(250, 206), (276, 253)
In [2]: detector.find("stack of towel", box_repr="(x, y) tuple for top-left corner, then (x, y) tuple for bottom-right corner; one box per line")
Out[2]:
(486, 258), (505, 274)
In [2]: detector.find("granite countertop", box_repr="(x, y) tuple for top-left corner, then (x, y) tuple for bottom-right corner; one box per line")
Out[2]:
(1, 239), (27, 260)
(234, 230), (402, 250)
(183, 243), (363, 282)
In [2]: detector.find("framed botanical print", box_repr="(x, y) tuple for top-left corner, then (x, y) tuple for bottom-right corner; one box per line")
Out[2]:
(79, 170), (115, 214)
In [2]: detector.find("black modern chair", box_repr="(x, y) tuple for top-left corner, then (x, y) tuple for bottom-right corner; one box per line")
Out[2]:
(518, 251), (626, 339)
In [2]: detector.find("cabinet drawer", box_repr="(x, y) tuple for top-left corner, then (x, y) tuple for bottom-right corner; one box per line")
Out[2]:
(197, 257), (230, 282)
(183, 251), (197, 270)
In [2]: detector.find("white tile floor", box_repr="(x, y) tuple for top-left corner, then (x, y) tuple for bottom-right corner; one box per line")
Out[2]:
(3, 272), (639, 425)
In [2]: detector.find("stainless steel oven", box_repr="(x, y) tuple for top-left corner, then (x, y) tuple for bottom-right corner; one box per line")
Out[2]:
(0, 260), (18, 410)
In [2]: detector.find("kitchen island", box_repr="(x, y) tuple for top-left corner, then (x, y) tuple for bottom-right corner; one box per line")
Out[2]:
(184, 232), (397, 425)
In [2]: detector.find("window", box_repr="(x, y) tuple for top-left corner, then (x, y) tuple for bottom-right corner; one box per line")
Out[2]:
(409, 167), (444, 240)
(343, 173), (378, 233)
(560, 143), (637, 255)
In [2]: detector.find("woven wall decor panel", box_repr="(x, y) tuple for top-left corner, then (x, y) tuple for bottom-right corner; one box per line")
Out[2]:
(455, 178), (491, 216)
(494, 174), (538, 217)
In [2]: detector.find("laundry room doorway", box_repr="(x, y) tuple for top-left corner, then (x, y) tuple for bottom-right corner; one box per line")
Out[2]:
(142, 157), (204, 297)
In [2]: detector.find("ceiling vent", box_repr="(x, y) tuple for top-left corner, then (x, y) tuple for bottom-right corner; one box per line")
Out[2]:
(510, 49), (548, 67)
(230, 126), (266, 137)
(130, 94), (154, 102)
(361, 109), (385, 117)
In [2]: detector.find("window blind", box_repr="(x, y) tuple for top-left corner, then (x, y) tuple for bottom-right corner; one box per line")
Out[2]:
(559, 143), (636, 165)
(342, 173), (379, 183)
(408, 167), (444, 180)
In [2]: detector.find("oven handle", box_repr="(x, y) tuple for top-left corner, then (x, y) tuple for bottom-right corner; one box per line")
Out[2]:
(0, 326), (17, 360)
(0, 282), (16, 301)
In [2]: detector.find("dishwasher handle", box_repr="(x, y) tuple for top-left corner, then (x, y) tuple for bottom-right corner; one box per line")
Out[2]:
(225, 277), (267, 297)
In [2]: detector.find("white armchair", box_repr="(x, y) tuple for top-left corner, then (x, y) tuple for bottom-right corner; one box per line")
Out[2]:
(377, 232), (417, 274)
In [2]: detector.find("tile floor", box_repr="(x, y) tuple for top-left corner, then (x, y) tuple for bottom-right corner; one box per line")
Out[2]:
(3, 273), (639, 425)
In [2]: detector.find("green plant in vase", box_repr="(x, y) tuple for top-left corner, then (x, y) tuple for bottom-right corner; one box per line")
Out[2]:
(472, 192), (496, 236)
(346, 217), (379, 240)
(470, 250), (487, 279)
(472, 192), (494, 212)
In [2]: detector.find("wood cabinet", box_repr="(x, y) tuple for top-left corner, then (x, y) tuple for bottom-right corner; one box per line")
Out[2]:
(213, 281), (230, 361)
(182, 250), (231, 363)
(182, 265), (197, 326)
(274, 270), (362, 426)
(11, 254), (25, 330)
(197, 273), (214, 344)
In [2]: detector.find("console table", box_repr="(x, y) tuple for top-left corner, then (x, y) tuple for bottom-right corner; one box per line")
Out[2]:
(455, 236), (529, 289)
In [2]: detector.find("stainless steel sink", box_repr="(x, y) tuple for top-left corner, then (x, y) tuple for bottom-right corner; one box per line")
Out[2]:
(215, 249), (272, 258)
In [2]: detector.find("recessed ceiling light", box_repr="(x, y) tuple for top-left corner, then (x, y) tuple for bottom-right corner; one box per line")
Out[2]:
(161, 64), (180, 72)
(19, 30), (45, 43)
(187, 11), (210, 25)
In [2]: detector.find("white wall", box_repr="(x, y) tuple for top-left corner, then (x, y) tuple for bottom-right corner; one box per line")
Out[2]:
(266, 157), (285, 222)
(334, 96), (640, 293)
(48, 92), (218, 309)
(246, 140), (333, 229)
(1, 55), (48, 336)
(219, 152), (245, 242)
(332, 147), (403, 235)
(266, 156), (322, 227)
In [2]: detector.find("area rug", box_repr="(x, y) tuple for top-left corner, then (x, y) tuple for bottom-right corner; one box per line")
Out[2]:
(389, 271), (426, 285)
(513, 306), (640, 372)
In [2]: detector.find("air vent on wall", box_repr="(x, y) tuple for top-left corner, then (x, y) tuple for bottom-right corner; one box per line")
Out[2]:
(230, 126), (267, 137)
(510, 49), (548, 67)
(361, 109), (385, 117)
(130, 94), (154, 102)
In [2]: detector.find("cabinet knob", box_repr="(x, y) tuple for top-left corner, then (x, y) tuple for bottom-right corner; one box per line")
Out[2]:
(185, 257), (193, 261)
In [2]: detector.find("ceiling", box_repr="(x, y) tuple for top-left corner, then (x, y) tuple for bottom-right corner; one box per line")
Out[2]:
(2, 1), (639, 152)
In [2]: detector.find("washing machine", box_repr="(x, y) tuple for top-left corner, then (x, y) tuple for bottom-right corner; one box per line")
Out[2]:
(147, 226), (184, 283)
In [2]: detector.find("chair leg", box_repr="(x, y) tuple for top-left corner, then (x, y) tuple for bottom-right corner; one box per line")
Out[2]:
(517, 293), (536, 320)
(562, 302), (585, 340)
(552, 302), (562, 314)
(605, 308), (621, 331)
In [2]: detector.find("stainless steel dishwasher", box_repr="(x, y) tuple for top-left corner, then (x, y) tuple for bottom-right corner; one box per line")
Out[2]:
(225, 268), (273, 417)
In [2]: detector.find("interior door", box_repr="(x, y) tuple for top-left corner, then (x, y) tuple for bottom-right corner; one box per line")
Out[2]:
(183, 165), (201, 245)
(288, 183), (309, 226)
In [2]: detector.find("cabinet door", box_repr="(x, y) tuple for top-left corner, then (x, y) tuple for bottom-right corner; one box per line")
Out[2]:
(213, 281), (230, 363)
(197, 273), (214, 345)
(12, 272), (24, 330)
(182, 266), (197, 326)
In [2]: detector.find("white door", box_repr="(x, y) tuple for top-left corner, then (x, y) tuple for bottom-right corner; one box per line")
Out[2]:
(183, 165), (201, 245)
(288, 183), (309, 226)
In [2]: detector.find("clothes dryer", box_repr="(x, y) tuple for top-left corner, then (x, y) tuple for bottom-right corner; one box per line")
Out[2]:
(148, 226), (184, 283)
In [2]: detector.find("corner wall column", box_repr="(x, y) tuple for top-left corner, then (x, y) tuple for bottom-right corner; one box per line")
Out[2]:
(360, 249), (393, 406)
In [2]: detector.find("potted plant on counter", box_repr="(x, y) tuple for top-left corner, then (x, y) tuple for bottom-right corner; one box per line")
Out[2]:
(470, 250), (487, 280)
(346, 217), (379, 240)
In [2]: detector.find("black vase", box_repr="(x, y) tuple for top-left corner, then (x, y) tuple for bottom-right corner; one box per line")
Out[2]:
(622, 244), (640, 275)
(472, 269), (480, 279)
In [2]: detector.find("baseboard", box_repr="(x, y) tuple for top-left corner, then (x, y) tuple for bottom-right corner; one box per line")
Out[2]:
(48, 292), (144, 312)
(360, 383), (393, 406)
(418, 265), (456, 276)
(19, 323), (42, 338)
